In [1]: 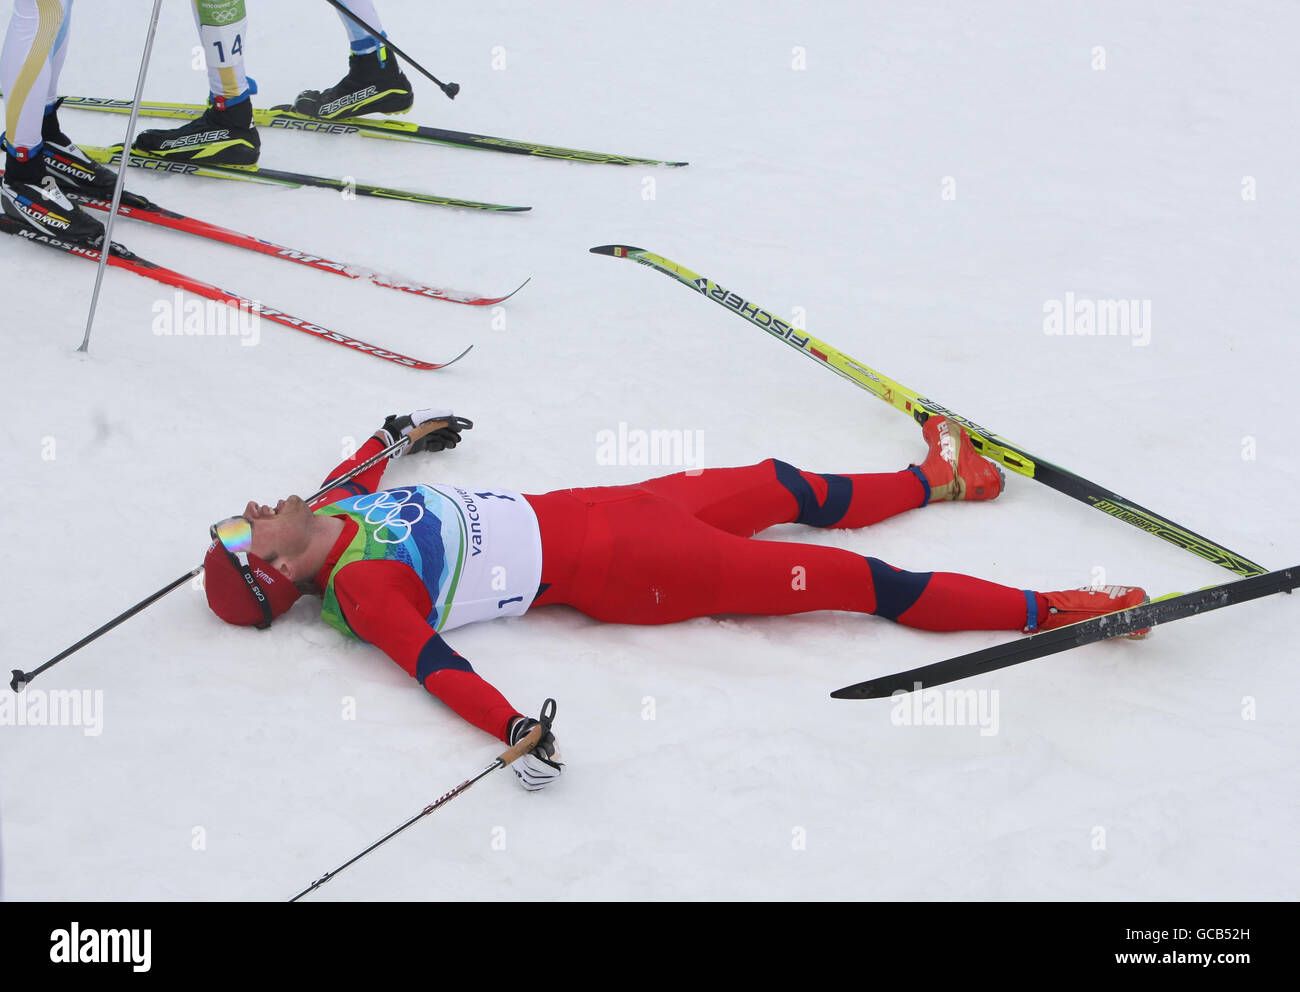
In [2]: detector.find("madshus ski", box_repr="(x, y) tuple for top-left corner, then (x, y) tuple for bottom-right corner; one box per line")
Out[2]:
(591, 245), (1267, 578)
(62, 95), (688, 168)
(66, 186), (528, 306)
(79, 143), (530, 212)
(831, 565), (1299, 698)
(0, 215), (469, 371)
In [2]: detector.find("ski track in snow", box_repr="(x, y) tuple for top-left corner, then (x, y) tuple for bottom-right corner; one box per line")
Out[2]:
(1, 0), (1296, 901)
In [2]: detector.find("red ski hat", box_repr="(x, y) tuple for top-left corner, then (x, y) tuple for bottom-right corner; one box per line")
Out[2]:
(203, 540), (302, 628)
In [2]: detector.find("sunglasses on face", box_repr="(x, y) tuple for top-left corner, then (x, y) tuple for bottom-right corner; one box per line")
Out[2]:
(211, 515), (253, 554)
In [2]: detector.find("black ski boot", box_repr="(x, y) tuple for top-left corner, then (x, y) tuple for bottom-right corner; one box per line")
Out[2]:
(1, 147), (105, 248)
(39, 98), (120, 195)
(133, 98), (260, 166)
(293, 46), (413, 120)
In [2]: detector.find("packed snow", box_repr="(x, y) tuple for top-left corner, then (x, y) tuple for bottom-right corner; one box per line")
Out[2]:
(2, 0), (1296, 900)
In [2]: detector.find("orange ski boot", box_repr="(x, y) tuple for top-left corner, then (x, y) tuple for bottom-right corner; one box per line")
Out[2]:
(1028, 585), (1150, 638)
(909, 416), (1005, 503)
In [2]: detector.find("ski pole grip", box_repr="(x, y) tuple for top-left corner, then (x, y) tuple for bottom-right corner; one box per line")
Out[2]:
(498, 723), (544, 766)
(405, 418), (451, 445)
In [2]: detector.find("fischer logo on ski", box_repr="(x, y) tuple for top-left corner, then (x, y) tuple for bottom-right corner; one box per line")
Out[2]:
(107, 149), (200, 175)
(267, 118), (360, 135)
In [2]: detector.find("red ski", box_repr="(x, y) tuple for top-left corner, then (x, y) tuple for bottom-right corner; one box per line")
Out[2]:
(0, 215), (470, 371)
(68, 187), (528, 306)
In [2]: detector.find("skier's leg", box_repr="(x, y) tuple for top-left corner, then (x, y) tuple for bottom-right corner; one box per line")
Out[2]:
(331, 1), (385, 53)
(2, 0), (66, 156)
(294, 0), (413, 119)
(639, 412), (1007, 536)
(529, 487), (1032, 630)
(42, 0), (70, 105)
(1, 0), (104, 246)
(637, 459), (928, 537)
(132, 1), (260, 165)
(706, 540), (1034, 631)
(189, 0), (252, 108)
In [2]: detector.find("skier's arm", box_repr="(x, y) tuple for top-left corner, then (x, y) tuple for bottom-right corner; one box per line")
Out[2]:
(312, 410), (472, 507)
(313, 434), (392, 506)
(334, 561), (520, 740)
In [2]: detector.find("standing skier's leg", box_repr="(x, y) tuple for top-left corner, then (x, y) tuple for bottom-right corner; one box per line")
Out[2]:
(1, 0), (104, 246)
(294, 2), (414, 119)
(37, 4), (123, 198)
(133, 0), (260, 165)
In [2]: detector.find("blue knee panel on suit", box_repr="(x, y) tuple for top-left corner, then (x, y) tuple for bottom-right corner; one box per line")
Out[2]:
(865, 556), (932, 621)
(772, 459), (853, 527)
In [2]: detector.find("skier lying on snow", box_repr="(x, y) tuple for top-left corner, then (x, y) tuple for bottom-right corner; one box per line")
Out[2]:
(204, 410), (1147, 790)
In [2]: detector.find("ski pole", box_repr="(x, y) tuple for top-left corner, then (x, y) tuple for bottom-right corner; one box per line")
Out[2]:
(323, 0), (460, 100)
(9, 568), (199, 692)
(9, 419), (460, 693)
(79, 0), (163, 354)
(289, 699), (557, 901)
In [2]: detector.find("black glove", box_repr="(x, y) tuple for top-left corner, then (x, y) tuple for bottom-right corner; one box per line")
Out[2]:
(376, 408), (473, 456)
(507, 698), (563, 791)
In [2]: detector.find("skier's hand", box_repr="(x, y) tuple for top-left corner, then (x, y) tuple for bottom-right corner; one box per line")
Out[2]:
(376, 409), (472, 456)
(507, 707), (563, 792)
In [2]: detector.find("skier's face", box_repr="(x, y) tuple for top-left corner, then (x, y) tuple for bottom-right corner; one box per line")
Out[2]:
(243, 496), (312, 568)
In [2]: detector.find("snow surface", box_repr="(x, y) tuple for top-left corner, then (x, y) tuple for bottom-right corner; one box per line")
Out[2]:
(1, 0), (1297, 901)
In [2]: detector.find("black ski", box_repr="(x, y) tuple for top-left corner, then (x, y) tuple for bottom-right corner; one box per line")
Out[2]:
(831, 566), (1299, 699)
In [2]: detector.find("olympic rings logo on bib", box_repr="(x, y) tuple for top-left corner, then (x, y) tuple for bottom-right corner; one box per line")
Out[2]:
(353, 489), (426, 544)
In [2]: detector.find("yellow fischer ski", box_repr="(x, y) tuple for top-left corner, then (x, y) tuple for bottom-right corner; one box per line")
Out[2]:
(60, 96), (688, 167)
(591, 244), (1267, 578)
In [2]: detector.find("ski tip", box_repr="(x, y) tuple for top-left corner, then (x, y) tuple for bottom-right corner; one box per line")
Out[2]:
(431, 344), (473, 370)
(505, 275), (532, 300)
(469, 277), (531, 306)
(589, 245), (644, 257)
(829, 681), (888, 700)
